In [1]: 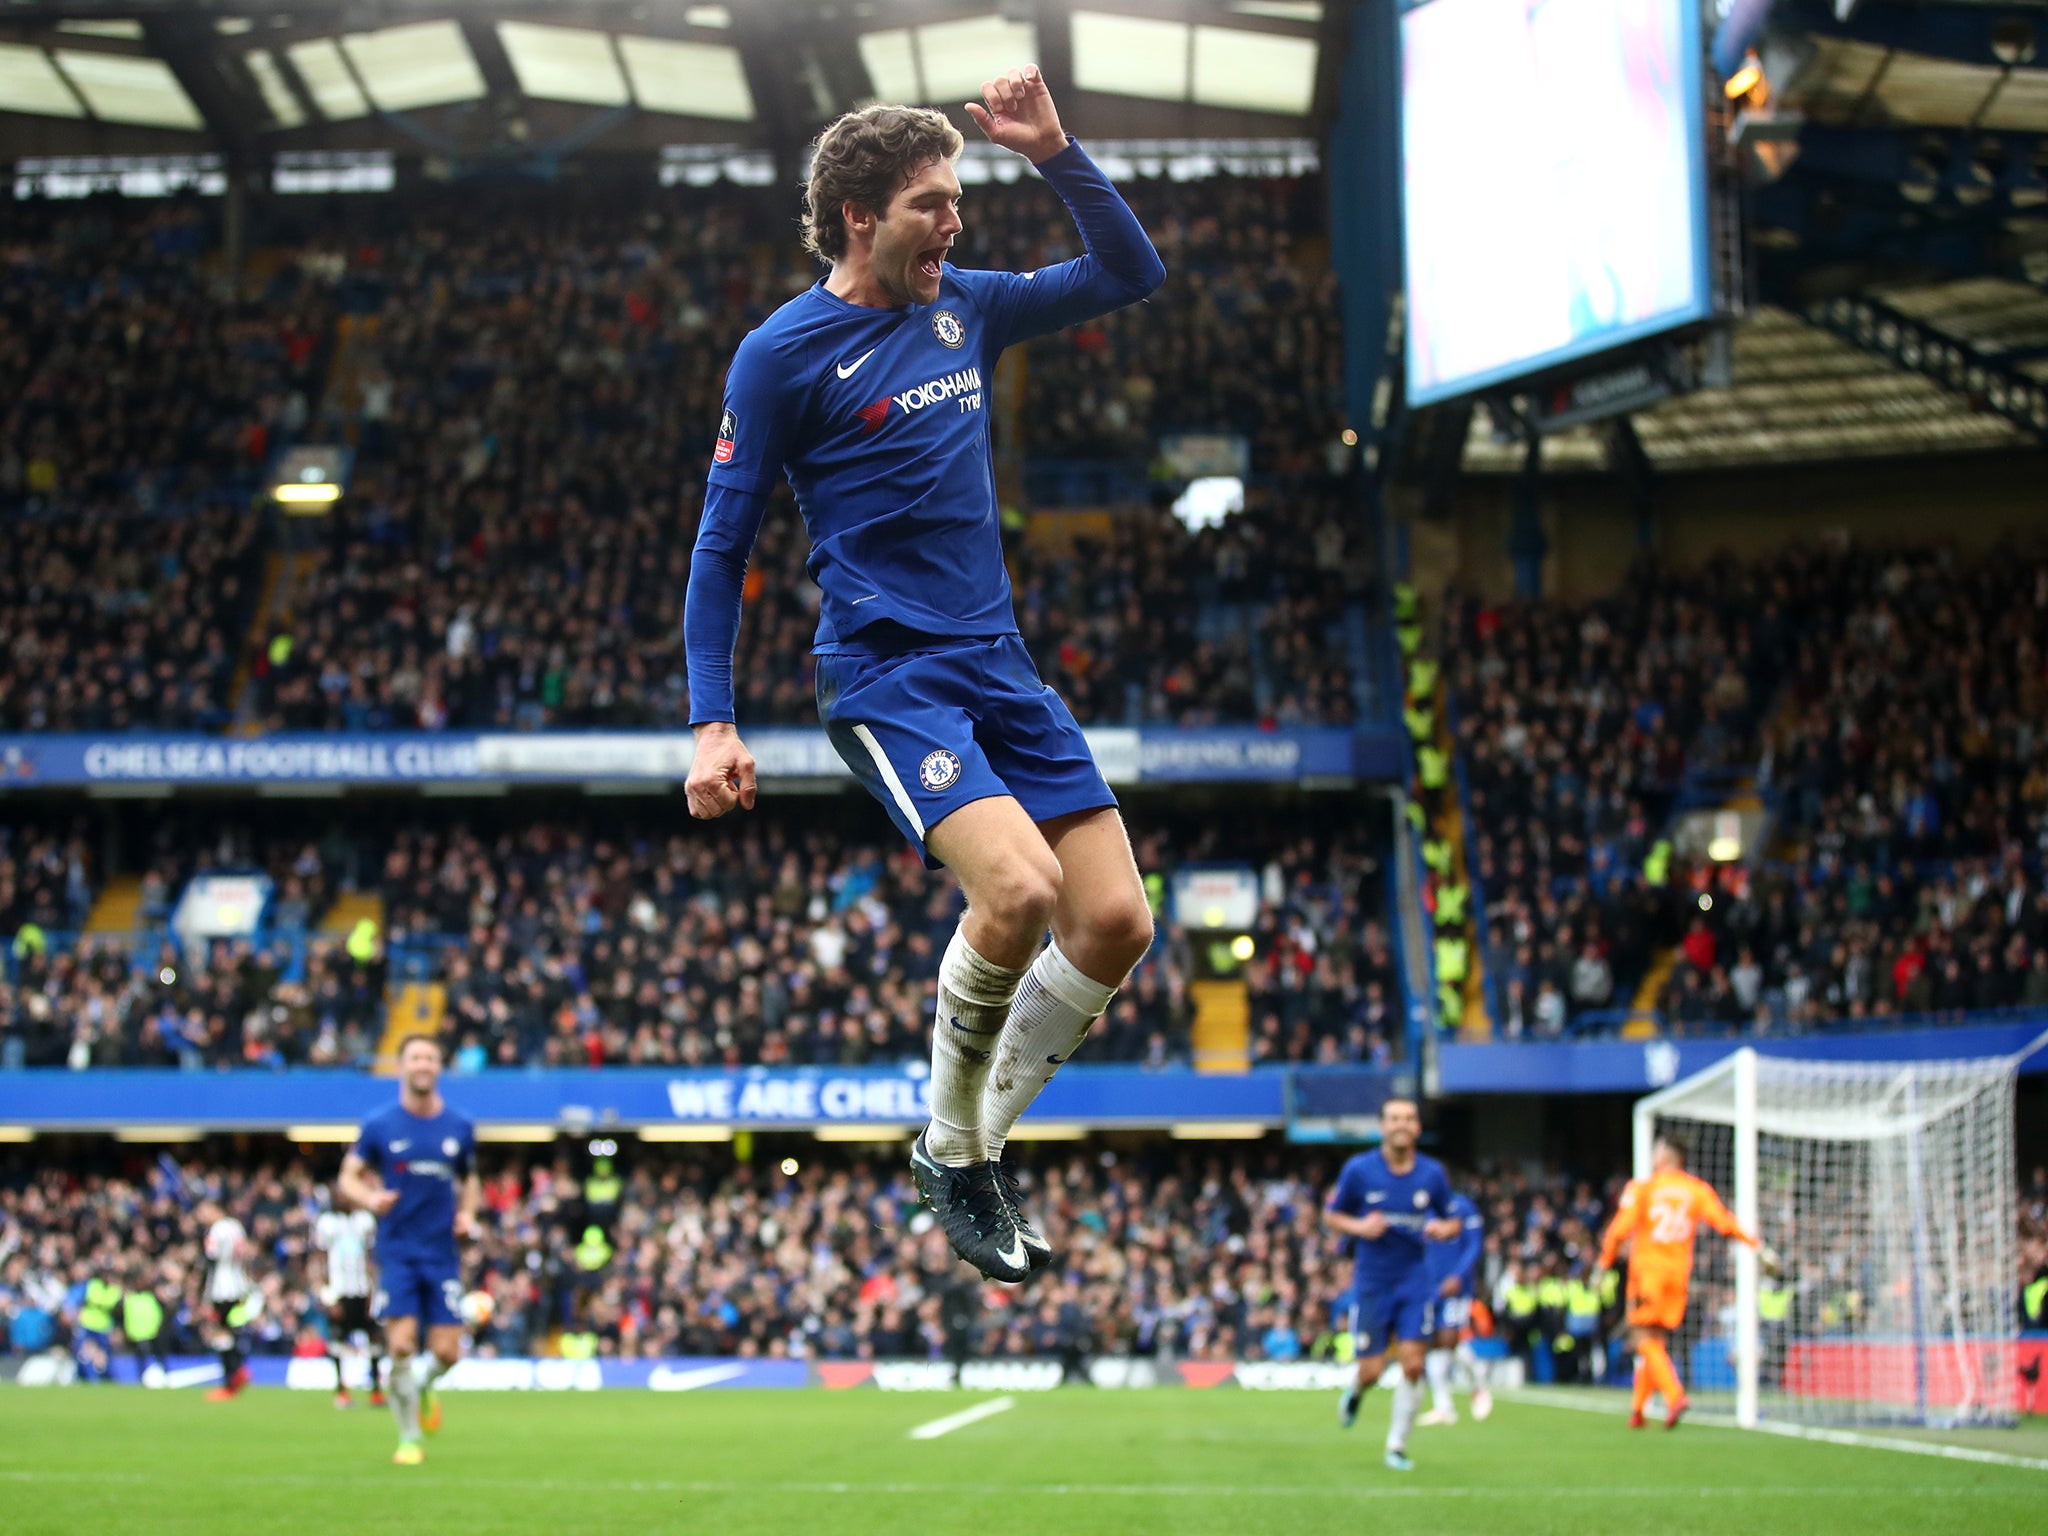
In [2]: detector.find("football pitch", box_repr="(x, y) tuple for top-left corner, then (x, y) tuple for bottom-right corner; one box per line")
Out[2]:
(4, 1386), (2044, 1536)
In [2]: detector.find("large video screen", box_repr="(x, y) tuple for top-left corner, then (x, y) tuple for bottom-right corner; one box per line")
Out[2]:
(1400, 0), (1710, 407)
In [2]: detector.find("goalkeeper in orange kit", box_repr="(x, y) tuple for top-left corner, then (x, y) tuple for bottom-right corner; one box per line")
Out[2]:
(1593, 1133), (1781, 1428)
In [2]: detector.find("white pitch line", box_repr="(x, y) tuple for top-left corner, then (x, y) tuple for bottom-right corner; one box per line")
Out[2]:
(907, 1395), (1016, 1440)
(1504, 1389), (2048, 1473)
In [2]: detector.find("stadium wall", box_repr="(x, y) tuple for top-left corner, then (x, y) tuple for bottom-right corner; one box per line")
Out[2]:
(0, 1022), (2037, 1132)
(5, 1353), (1377, 1393)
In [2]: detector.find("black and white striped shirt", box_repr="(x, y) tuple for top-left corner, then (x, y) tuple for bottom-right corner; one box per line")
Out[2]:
(313, 1209), (377, 1299)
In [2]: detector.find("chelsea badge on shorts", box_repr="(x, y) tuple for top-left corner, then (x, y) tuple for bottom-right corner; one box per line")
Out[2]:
(919, 749), (962, 791)
(931, 309), (965, 349)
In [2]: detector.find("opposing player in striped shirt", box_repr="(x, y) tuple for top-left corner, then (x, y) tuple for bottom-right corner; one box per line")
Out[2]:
(314, 1197), (383, 1409)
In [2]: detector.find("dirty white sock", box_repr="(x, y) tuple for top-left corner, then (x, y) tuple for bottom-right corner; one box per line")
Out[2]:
(983, 941), (1118, 1159)
(925, 927), (1028, 1166)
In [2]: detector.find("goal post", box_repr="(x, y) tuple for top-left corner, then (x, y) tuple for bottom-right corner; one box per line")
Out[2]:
(1632, 1040), (2040, 1430)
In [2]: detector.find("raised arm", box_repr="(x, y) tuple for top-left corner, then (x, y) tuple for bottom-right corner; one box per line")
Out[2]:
(965, 66), (1166, 347)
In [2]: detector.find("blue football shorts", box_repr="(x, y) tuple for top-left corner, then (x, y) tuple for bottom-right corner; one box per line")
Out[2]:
(375, 1253), (463, 1328)
(1349, 1282), (1437, 1358)
(816, 634), (1116, 869)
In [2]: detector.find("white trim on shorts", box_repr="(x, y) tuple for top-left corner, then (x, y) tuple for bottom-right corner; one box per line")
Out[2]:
(851, 723), (925, 838)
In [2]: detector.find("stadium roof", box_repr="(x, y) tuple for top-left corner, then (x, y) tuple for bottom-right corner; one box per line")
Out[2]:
(0, 0), (1343, 160)
(1450, 0), (2048, 471)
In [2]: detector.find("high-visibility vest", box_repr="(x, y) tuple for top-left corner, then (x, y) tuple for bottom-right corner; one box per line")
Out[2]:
(346, 918), (378, 964)
(1393, 583), (1418, 623)
(1422, 836), (1452, 877)
(584, 1174), (622, 1206)
(1417, 745), (1448, 790)
(1408, 658), (1439, 701)
(1502, 1283), (1538, 1320)
(122, 1289), (164, 1343)
(1404, 704), (1434, 743)
(1536, 1277), (1568, 1312)
(79, 1279), (121, 1334)
(1434, 935), (1469, 986)
(1644, 840), (1672, 887)
(558, 1331), (599, 1360)
(575, 1226), (613, 1271)
(1397, 622), (1422, 658)
(1599, 1269), (1621, 1308)
(2022, 1276), (2046, 1328)
(1435, 881), (1469, 929)
(1759, 1283), (1792, 1323)
(1566, 1280), (1602, 1323)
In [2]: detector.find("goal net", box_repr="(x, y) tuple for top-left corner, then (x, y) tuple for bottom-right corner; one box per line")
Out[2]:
(1634, 1044), (2033, 1429)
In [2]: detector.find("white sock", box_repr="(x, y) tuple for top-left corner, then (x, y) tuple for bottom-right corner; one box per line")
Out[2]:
(1388, 1372), (1420, 1453)
(925, 927), (1028, 1166)
(1425, 1348), (1455, 1413)
(415, 1351), (451, 1388)
(389, 1354), (421, 1441)
(1459, 1342), (1489, 1392)
(983, 941), (1118, 1160)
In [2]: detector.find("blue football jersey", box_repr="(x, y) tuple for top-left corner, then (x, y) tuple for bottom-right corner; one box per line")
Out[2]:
(685, 139), (1165, 724)
(1327, 1149), (1454, 1293)
(1424, 1190), (1484, 1286)
(352, 1103), (474, 1262)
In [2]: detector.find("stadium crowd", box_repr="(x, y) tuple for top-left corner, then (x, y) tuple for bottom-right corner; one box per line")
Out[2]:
(1, 804), (1395, 1073)
(0, 1144), (1608, 1367)
(6, 1146), (2039, 1369)
(1447, 541), (2048, 1037)
(4, 173), (1359, 738)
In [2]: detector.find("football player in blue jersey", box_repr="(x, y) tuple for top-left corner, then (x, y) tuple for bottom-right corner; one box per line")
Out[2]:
(1323, 1098), (1464, 1471)
(337, 1035), (478, 1466)
(1418, 1188), (1489, 1425)
(683, 67), (1165, 1284)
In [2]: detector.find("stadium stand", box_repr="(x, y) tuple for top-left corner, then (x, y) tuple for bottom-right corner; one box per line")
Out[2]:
(1444, 542), (2048, 1037)
(0, 175), (1359, 736)
(4, 1144), (2036, 1368)
(0, 803), (1394, 1071)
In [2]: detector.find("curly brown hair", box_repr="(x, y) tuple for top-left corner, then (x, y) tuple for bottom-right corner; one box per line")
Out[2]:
(801, 104), (964, 264)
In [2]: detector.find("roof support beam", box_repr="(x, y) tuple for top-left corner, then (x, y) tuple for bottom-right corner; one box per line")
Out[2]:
(1797, 292), (2048, 444)
(139, 12), (258, 155)
(1779, 0), (2045, 75)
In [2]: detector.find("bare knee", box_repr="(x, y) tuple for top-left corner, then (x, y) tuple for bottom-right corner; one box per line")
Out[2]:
(432, 1340), (461, 1370)
(1095, 893), (1155, 973)
(974, 857), (1061, 949)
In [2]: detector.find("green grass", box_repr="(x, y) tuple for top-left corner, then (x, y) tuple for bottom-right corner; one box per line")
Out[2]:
(3, 1385), (2044, 1535)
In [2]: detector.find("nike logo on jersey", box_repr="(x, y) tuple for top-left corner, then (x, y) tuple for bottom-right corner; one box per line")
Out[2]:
(836, 348), (877, 379)
(1366, 1192), (1386, 1203)
(390, 1140), (410, 1153)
